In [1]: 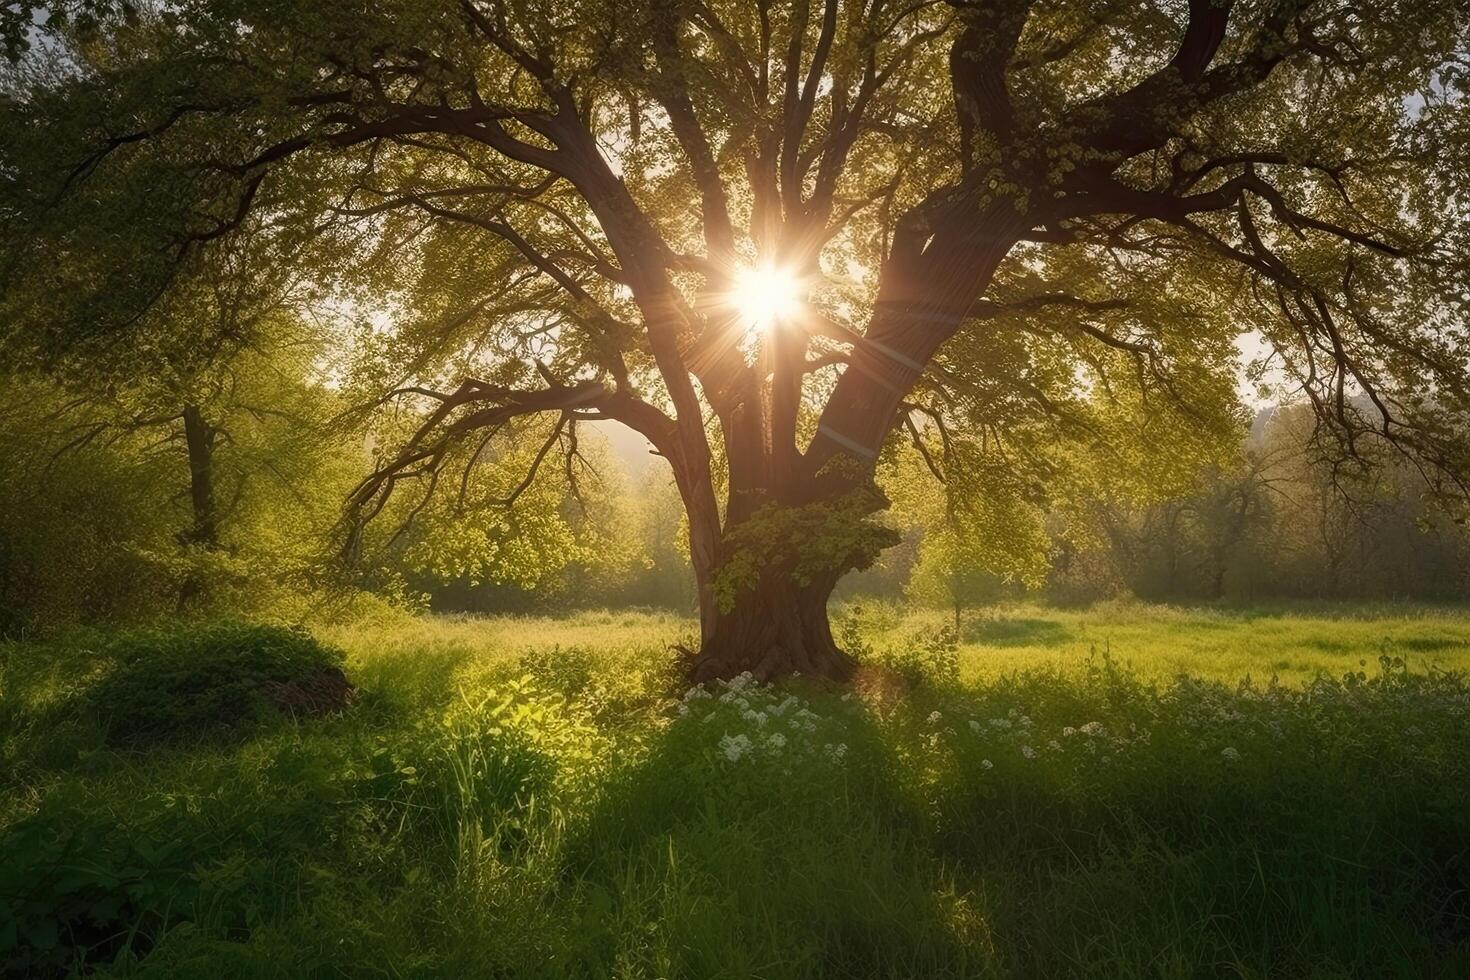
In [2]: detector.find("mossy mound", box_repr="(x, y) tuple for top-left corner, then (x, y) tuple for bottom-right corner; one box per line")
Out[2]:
(86, 623), (353, 745)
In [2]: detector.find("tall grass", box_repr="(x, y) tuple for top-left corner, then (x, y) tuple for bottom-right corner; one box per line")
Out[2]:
(3, 603), (1469, 976)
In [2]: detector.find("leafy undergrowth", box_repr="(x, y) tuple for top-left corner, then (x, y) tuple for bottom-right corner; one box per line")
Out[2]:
(2, 611), (1469, 977)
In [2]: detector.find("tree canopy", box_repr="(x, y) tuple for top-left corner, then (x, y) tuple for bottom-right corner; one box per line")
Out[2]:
(2, 0), (1468, 678)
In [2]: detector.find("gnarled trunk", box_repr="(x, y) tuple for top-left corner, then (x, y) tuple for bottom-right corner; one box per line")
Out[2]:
(687, 572), (853, 683)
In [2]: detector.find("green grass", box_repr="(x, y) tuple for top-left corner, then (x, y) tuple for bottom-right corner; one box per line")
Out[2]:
(891, 599), (1470, 684)
(3, 601), (1470, 977)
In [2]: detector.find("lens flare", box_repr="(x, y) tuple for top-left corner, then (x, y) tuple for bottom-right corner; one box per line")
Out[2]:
(731, 263), (802, 332)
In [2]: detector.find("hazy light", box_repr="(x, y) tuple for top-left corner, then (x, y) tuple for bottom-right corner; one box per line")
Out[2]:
(731, 263), (802, 332)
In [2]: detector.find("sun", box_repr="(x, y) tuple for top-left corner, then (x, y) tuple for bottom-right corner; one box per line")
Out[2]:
(731, 263), (803, 332)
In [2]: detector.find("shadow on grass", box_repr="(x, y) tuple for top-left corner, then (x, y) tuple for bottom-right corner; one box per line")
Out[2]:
(555, 687), (991, 979)
(556, 660), (1470, 978)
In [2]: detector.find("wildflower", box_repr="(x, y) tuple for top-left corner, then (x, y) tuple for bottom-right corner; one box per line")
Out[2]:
(1062, 726), (1077, 737)
(719, 733), (754, 762)
(968, 720), (981, 732)
(1221, 746), (1240, 762)
(927, 710), (942, 724)
(989, 718), (1012, 730)
(1048, 739), (1061, 752)
(767, 733), (787, 751)
(1079, 722), (1106, 737)
(981, 759), (993, 770)
(741, 708), (768, 726)
(1021, 745), (1036, 759)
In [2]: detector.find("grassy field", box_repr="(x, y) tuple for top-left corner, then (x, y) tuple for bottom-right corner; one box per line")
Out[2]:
(4, 601), (1470, 977)
(329, 598), (1470, 687)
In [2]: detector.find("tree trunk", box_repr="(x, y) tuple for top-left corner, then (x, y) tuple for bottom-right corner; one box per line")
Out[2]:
(686, 573), (855, 684)
(672, 210), (1029, 684)
(181, 403), (218, 548)
(177, 403), (218, 611)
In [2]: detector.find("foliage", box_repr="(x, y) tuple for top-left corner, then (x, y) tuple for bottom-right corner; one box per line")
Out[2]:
(1058, 403), (1470, 602)
(0, 321), (365, 632)
(712, 483), (900, 613)
(81, 623), (348, 746)
(358, 421), (648, 600)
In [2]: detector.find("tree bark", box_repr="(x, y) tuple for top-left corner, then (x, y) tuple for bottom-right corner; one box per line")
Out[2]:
(686, 571), (855, 684)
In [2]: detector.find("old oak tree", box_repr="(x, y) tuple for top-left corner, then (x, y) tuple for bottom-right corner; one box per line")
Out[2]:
(4, 0), (1469, 679)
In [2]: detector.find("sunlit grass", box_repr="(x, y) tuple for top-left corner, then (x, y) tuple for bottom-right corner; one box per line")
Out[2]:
(3, 601), (1470, 976)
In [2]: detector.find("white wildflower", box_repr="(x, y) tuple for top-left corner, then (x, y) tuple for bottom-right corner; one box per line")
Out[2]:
(767, 733), (787, 751)
(719, 733), (754, 762)
(981, 759), (994, 770)
(1221, 746), (1240, 762)
(1021, 745), (1036, 759)
(1062, 726), (1077, 737)
(968, 720), (981, 732)
(927, 710), (942, 724)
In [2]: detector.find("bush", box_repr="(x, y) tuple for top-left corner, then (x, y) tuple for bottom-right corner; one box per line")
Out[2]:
(84, 623), (351, 745)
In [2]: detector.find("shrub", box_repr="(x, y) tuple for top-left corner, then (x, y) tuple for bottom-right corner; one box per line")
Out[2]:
(84, 623), (351, 745)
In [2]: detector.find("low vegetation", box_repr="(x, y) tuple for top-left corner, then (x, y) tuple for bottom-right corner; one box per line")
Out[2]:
(4, 603), (1469, 977)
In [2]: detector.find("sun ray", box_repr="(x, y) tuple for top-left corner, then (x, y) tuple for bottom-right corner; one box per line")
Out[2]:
(731, 264), (802, 334)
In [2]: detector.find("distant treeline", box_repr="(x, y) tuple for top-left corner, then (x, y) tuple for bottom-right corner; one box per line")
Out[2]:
(1054, 403), (1470, 603)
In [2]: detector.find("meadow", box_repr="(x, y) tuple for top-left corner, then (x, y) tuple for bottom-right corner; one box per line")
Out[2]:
(4, 601), (1470, 977)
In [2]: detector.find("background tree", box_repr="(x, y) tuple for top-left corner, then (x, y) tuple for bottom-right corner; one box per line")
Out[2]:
(0, 332), (357, 631)
(3, 0), (1468, 678)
